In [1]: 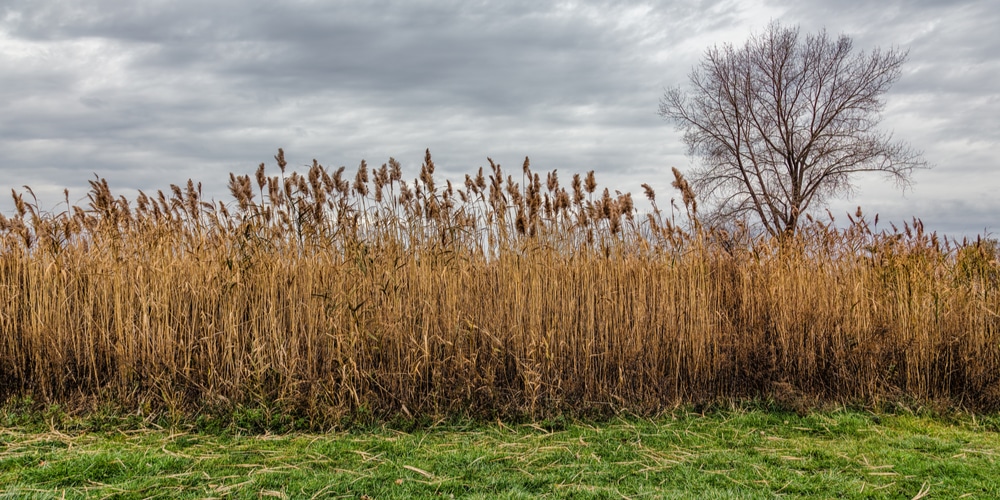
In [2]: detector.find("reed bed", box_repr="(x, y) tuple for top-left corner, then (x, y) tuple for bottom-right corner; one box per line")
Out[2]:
(1, 149), (998, 421)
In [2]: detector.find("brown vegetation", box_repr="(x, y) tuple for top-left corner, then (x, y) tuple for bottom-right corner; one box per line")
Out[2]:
(1, 149), (998, 421)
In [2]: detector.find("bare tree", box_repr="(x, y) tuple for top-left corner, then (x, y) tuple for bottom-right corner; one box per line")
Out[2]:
(659, 21), (925, 237)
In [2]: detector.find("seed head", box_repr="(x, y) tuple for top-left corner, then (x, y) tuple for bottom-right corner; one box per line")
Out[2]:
(388, 158), (402, 182)
(585, 171), (597, 194)
(275, 148), (287, 174)
(256, 163), (267, 190)
(354, 160), (369, 197)
(641, 183), (655, 202)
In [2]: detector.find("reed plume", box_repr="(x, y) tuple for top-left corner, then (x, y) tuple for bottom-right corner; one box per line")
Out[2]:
(1, 150), (997, 425)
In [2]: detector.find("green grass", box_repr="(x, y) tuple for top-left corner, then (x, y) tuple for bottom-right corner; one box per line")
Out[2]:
(1, 408), (998, 498)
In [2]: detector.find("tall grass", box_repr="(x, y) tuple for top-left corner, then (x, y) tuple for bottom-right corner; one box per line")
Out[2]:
(1, 149), (998, 421)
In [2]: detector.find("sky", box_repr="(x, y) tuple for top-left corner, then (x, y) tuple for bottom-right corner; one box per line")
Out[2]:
(1, 0), (997, 239)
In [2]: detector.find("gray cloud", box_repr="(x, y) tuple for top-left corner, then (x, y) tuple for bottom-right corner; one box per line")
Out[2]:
(1, 0), (996, 238)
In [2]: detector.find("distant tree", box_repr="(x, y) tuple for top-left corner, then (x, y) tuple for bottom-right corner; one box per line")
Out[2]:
(659, 21), (925, 237)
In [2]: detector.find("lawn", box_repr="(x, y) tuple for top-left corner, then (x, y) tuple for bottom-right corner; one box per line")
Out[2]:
(2, 408), (998, 498)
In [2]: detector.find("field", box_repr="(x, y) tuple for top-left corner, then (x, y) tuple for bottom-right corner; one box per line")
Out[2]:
(1, 149), (999, 424)
(2, 406), (999, 498)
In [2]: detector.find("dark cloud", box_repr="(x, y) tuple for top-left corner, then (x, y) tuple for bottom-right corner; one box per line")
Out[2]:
(0, 0), (996, 238)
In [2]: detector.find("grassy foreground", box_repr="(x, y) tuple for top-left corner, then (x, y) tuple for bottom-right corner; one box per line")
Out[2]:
(1, 408), (998, 498)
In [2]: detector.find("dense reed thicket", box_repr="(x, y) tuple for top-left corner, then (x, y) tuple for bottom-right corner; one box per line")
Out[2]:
(1, 149), (998, 422)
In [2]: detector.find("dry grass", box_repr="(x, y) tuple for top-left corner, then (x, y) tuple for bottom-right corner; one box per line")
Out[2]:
(1, 149), (998, 422)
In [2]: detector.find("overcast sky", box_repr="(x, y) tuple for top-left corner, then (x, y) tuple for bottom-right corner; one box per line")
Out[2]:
(1, 0), (997, 239)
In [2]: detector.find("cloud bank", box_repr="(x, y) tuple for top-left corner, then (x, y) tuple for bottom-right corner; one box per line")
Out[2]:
(1, 0), (996, 238)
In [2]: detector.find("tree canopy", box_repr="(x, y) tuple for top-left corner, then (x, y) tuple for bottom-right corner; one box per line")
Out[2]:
(659, 21), (925, 237)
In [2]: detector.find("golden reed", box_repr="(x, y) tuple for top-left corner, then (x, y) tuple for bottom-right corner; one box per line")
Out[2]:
(1, 149), (998, 421)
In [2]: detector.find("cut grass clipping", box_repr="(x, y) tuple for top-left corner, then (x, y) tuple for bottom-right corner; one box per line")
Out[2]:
(2, 409), (999, 498)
